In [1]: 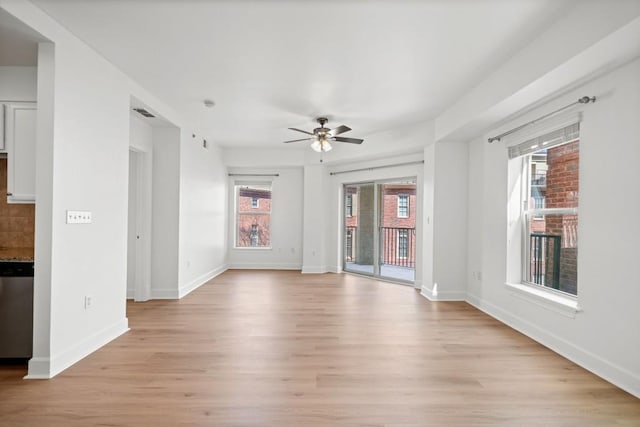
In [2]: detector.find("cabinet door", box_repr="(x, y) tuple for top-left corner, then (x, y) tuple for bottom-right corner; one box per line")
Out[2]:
(6, 103), (37, 203)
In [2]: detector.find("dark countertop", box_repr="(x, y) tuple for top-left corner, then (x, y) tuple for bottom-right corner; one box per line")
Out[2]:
(0, 248), (34, 262)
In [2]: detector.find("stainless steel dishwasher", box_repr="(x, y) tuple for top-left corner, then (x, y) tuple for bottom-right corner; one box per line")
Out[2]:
(0, 261), (34, 359)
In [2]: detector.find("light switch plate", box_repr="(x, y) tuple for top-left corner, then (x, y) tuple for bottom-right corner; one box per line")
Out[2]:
(67, 210), (92, 224)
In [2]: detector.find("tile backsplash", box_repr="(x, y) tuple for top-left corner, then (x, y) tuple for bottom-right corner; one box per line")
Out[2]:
(0, 158), (35, 258)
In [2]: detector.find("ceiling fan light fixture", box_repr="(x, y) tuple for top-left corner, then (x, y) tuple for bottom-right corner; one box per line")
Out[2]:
(284, 117), (361, 151)
(311, 137), (332, 152)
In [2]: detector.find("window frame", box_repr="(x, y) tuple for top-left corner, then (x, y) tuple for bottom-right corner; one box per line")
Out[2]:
(520, 144), (579, 297)
(397, 229), (409, 259)
(397, 194), (409, 218)
(234, 182), (272, 250)
(346, 194), (353, 217)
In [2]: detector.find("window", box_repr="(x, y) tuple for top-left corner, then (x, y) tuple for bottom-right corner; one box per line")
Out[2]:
(511, 123), (579, 296)
(345, 194), (353, 217)
(250, 224), (259, 246)
(397, 195), (409, 218)
(235, 184), (272, 248)
(397, 229), (408, 259)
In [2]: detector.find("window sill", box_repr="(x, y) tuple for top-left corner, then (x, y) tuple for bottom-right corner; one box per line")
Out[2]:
(233, 247), (272, 251)
(504, 282), (582, 318)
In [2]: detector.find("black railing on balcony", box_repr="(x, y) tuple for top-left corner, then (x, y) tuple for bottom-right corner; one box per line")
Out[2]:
(380, 227), (416, 268)
(345, 226), (357, 262)
(530, 233), (561, 289)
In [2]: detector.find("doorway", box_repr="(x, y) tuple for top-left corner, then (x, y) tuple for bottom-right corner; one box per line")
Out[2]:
(343, 178), (417, 283)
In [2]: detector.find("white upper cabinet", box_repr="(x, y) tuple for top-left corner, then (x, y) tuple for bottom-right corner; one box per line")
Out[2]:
(5, 102), (37, 203)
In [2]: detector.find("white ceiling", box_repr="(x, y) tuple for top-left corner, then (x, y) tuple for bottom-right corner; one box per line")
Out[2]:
(27, 0), (575, 149)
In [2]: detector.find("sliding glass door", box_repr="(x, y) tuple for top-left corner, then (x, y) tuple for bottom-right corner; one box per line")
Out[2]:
(344, 183), (377, 276)
(343, 178), (417, 284)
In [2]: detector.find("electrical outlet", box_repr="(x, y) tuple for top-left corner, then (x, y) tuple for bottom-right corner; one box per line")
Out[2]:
(67, 210), (93, 224)
(84, 295), (93, 309)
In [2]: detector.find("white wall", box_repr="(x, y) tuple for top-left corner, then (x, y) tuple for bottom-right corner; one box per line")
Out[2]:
(178, 130), (228, 295)
(0, 66), (36, 100)
(302, 164), (326, 273)
(151, 127), (180, 298)
(37, 20), (131, 378)
(420, 142), (469, 300)
(467, 58), (640, 398)
(1, 0), (197, 378)
(433, 142), (469, 299)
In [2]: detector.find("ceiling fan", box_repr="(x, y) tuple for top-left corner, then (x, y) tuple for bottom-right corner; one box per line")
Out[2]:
(283, 117), (364, 152)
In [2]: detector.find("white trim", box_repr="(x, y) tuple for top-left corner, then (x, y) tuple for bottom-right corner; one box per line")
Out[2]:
(466, 293), (640, 399)
(126, 288), (134, 299)
(150, 288), (180, 299)
(232, 247), (273, 251)
(178, 265), (228, 298)
(24, 358), (52, 379)
(25, 318), (129, 379)
(229, 262), (302, 270)
(327, 265), (341, 274)
(505, 282), (581, 318)
(420, 283), (466, 301)
(526, 207), (578, 216)
(301, 265), (328, 274)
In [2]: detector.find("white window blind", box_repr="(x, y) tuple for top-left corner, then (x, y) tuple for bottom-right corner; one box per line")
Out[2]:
(508, 122), (580, 159)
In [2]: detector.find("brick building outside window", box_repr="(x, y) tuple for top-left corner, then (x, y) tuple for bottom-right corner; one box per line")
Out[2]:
(236, 185), (271, 248)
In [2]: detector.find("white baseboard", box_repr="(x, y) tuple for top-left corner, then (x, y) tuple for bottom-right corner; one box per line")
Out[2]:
(126, 288), (134, 299)
(420, 283), (466, 301)
(466, 293), (640, 399)
(25, 357), (52, 379)
(228, 262), (302, 270)
(25, 318), (129, 379)
(179, 264), (228, 298)
(301, 265), (328, 274)
(150, 288), (180, 299)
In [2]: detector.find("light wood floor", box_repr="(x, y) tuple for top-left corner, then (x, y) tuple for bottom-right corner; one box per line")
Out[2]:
(1, 270), (638, 426)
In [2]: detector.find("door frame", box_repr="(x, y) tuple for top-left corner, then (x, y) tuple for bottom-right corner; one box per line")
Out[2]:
(342, 176), (417, 285)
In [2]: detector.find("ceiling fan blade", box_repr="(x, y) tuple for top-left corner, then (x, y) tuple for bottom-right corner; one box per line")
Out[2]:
(329, 125), (351, 136)
(283, 137), (314, 143)
(288, 127), (314, 136)
(333, 136), (363, 144)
